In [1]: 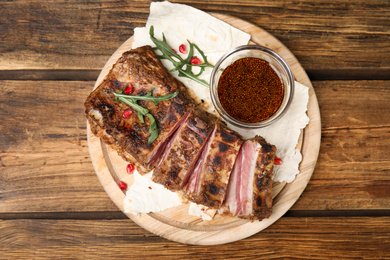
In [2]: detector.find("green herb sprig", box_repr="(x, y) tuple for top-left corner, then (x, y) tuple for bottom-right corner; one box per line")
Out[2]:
(149, 26), (214, 87)
(114, 88), (178, 144)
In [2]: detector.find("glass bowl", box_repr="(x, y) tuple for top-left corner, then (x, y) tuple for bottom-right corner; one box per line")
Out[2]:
(210, 45), (295, 128)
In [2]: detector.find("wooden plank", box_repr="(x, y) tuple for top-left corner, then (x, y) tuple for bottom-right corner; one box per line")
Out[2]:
(0, 80), (118, 213)
(292, 80), (390, 210)
(0, 70), (100, 81)
(0, 0), (389, 73)
(293, 126), (390, 210)
(314, 80), (390, 129)
(0, 80), (389, 214)
(1, 217), (389, 258)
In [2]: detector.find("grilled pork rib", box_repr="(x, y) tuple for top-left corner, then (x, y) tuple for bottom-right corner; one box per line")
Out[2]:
(85, 46), (194, 173)
(152, 109), (214, 191)
(85, 45), (277, 221)
(185, 122), (243, 209)
(221, 136), (276, 220)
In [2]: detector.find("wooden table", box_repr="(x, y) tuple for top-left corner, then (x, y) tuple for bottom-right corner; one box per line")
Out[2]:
(1, 0), (389, 258)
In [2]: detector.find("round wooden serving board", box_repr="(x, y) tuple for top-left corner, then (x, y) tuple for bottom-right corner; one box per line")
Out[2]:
(87, 13), (321, 245)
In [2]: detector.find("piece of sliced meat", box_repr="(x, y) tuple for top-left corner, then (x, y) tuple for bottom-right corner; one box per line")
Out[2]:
(152, 109), (214, 191)
(85, 45), (278, 221)
(184, 122), (243, 209)
(221, 136), (276, 220)
(85, 45), (194, 173)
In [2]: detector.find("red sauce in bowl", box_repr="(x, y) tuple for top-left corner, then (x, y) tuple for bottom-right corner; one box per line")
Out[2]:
(218, 57), (284, 123)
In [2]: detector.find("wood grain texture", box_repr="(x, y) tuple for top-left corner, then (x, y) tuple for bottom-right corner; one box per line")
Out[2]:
(292, 80), (390, 210)
(0, 80), (118, 213)
(0, 0), (388, 256)
(0, 80), (389, 214)
(86, 13), (320, 245)
(294, 127), (390, 210)
(315, 80), (390, 129)
(0, 0), (388, 74)
(1, 217), (389, 259)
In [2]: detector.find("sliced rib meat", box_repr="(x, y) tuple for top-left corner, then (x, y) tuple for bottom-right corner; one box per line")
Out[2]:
(152, 109), (214, 191)
(184, 122), (243, 209)
(85, 46), (194, 173)
(85, 45), (278, 220)
(221, 136), (276, 220)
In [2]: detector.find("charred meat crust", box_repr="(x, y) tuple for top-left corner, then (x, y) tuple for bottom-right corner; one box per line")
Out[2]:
(218, 135), (276, 221)
(152, 109), (215, 191)
(85, 45), (277, 221)
(245, 136), (275, 221)
(88, 117), (149, 174)
(184, 122), (243, 209)
(250, 136), (276, 220)
(85, 46), (194, 173)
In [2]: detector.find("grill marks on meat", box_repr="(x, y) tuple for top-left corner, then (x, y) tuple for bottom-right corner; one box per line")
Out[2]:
(221, 136), (276, 220)
(252, 137), (276, 219)
(152, 109), (214, 191)
(85, 45), (277, 221)
(223, 140), (259, 216)
(185, 122), (243, 209)
(85, 46), (194, 173)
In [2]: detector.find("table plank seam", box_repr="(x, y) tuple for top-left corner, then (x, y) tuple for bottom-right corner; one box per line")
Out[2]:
(1, 210), (389, 220)
(0, 69), (389, 81)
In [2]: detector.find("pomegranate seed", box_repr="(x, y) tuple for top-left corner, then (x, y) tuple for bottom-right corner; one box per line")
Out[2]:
(126, 163), (135, 174)
(190, 57), (201, 65)
(123, 84), (134, 95)
(118, 181), (127, 190)
(179, 44), (187, 54)
(122, 109), (132, 119)
(274, 157), (283, 165)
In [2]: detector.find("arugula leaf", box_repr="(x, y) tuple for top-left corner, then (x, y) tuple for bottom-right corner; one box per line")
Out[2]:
(149, 26), (214, 88)
(114, 91), (178, 105)
(177, 67), (209, 87)
(116, 96), (149, 116)
(146, 113), (158, 144)
(114, 89), (178, 144)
